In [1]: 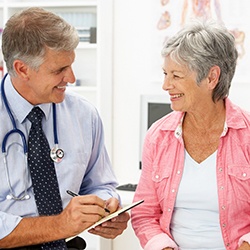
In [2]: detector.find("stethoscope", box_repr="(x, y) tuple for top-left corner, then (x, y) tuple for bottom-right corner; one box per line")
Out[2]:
(1, 73), (64, 201)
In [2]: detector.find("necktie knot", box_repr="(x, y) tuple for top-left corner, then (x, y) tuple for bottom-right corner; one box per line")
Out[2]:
(27, 107), (44, 125)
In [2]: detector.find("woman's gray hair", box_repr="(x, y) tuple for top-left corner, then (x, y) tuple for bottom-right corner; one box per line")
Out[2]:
(2, 7), (79, 77)
(161, 20), (238, 102)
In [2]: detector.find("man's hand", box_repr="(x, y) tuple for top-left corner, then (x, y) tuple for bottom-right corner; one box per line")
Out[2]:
(88, 197), (130, 239)
(238, 241), (250, 250)
(0, 195), (106, 248)
(58, 194), (107, 237)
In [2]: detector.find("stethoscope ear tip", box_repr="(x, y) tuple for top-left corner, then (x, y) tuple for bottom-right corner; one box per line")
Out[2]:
(6, 194), (12, 200)
(24, 194), (30, 200)
(6, 194), (30, 200)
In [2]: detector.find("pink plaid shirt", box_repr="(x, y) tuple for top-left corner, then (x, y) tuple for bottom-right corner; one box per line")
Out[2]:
(132, 98), (250, 250)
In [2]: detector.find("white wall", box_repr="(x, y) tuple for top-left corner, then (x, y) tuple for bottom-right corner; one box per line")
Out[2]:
(112, 0), (250, 186)
(112, 0), (153, 185)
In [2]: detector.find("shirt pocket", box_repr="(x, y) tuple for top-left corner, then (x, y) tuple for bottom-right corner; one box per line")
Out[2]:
(152, 164), (171, 203)
(228, 165), (250, 202)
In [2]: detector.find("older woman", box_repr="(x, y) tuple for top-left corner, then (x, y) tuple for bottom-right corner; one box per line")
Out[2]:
(131, 20), (250, 250)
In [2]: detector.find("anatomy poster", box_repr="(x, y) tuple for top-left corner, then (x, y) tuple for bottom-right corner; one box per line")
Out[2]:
(151, 0), (249, 83)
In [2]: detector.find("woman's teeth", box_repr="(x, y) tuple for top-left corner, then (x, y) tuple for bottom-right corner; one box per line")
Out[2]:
(172, 94), (184, 98)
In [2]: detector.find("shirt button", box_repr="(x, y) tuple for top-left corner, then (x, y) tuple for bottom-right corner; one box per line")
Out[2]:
(219, 168), (223, 172)
(221, 205), (226, 210)
(222, 223), (226, 227)
(155, 175), (159, 179)
(243, 173), (247, 177)
(220, 186), (224, 190)
(177, 170), (181, 175)
(168, 208), (171, 212)
(172, 189), (175, 193)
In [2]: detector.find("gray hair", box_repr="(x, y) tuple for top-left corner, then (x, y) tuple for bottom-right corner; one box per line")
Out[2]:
(161, 20), (238, 102)
(2, 7), (79, 76)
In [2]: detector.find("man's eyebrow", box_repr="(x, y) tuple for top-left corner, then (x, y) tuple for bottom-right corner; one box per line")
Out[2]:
(51, 65), (69, 73)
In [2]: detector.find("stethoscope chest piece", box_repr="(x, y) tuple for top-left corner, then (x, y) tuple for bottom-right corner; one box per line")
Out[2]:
(50, 146), (64, 163)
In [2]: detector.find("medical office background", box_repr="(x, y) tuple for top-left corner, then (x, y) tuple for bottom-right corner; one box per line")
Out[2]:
(0, 0), (250, 249)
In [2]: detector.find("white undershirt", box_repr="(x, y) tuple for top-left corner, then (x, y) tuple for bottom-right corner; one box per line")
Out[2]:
(170, 150), (225, 250)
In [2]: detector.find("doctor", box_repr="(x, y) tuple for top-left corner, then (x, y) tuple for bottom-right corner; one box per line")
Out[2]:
(0, 7), (129, 249)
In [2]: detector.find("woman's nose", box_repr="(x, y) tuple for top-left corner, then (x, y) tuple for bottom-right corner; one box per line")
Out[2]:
(162, 75), (172, 91)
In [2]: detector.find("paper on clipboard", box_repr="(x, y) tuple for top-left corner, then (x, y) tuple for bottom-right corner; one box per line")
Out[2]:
(87, 199), (144, 230)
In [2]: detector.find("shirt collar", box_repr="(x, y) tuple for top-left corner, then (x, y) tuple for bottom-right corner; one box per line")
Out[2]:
(4, 74), (52, 123)
(160, 97), (247, 139)
(225, 97), (247, 130)
(157, 110), (184, 139)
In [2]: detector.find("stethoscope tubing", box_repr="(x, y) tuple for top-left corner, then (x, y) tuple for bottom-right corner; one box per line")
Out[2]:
(1, 73), (28, 154)
(1, 73), (59, 153)
(1, 73), (63, 201)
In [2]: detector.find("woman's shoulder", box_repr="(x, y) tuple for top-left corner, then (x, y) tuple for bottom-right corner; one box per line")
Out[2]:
(226, 98), (250, 127)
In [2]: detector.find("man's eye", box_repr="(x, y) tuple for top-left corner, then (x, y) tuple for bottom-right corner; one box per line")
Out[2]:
(55, 69), (64, 74)
(54, 67), (67, 75)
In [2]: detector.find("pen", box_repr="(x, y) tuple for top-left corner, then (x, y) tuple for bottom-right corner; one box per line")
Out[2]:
(66, 190), (78, 197)
(105, 208), (110, 213)
(66, 189), (110, 213)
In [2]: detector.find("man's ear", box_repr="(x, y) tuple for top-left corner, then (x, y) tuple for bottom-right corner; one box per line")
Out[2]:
(207, 65), (220, 90)
(13, 60), (30, 79)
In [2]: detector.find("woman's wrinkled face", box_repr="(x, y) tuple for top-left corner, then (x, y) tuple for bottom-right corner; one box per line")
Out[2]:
(162, 56), (210, 112)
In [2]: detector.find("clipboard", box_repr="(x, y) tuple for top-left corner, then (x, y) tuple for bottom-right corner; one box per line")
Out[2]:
(87, 199), (144, 230)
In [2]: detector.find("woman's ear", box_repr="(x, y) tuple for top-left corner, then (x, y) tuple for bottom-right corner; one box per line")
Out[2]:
(13, 60), (30, 80)
(207, 65), (220, 90)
